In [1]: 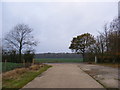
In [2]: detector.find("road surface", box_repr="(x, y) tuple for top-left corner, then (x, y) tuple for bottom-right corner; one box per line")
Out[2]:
(23, 63), (104, 88)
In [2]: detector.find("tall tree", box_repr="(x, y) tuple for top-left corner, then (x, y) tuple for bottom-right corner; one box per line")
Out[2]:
(69, 33), (96, 61)
(108, 18), (120, 62)
(4, 24), (37, 62)
(94, 17), (120, 63)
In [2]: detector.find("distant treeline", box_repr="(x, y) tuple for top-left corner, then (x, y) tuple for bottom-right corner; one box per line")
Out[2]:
(35, 53), (82, 58)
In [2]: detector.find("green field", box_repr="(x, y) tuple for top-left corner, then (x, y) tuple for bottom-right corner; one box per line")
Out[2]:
(2, 62), (24, 72)
(35, 58), (83, 63)
(1, 58), (83, 72)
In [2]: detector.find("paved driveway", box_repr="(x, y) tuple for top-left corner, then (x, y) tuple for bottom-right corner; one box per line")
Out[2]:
(23, 63), (104, 88)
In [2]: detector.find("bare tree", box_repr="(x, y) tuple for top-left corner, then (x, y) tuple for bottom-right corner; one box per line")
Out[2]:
(4, 24), (37, 62)
(108, 18), (120, 62)
(95, 18), (120, 63)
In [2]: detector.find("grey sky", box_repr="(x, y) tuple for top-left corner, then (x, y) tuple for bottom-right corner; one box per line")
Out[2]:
(2, 2), (118, 53)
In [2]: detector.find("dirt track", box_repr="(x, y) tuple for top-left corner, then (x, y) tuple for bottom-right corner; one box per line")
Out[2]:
(23, 63), (104, 88)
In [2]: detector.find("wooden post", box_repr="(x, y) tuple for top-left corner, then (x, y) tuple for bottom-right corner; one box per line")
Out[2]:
(5, 59), (7, 71)
(32, 59), (34, 65)
(23, 59), (25, 67)
(95, 56), (97, 63)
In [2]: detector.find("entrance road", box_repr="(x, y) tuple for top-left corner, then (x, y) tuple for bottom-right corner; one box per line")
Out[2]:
(23, 64), (104, 88)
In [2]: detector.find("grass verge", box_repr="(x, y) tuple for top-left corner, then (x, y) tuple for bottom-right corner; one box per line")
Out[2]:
(2, 65), (52, 89)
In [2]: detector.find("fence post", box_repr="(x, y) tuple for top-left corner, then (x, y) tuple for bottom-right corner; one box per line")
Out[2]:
(5, 59), (7, 71)
(32, 59), (34, 65)
(95, 56), (97, 63)
(23, 59), (25, 67)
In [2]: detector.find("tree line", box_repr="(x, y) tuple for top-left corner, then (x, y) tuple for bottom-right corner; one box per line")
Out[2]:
(35, 53), (82, 58)
(69, 17), (120, 63)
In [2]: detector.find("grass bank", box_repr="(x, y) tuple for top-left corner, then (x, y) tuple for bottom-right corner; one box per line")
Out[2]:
(2, 64), (52, 89)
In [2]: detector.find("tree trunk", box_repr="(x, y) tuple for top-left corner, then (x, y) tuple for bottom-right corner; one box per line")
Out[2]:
(19, 49), (21, 62)
(82, 53), (85, 62)
(19, 44), (22, 62)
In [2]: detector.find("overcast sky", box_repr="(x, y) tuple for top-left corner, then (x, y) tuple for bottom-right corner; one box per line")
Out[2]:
(2, 1), (118, 53)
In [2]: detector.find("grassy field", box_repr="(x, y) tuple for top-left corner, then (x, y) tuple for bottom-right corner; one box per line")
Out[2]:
(1, 58), (83, 72)
(35, 58), (83, 63)
(2, 62), (24, 72)
(2, 65), (52, 89)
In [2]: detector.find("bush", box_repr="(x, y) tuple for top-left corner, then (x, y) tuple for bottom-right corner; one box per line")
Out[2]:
(23, 51), (35, 63)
